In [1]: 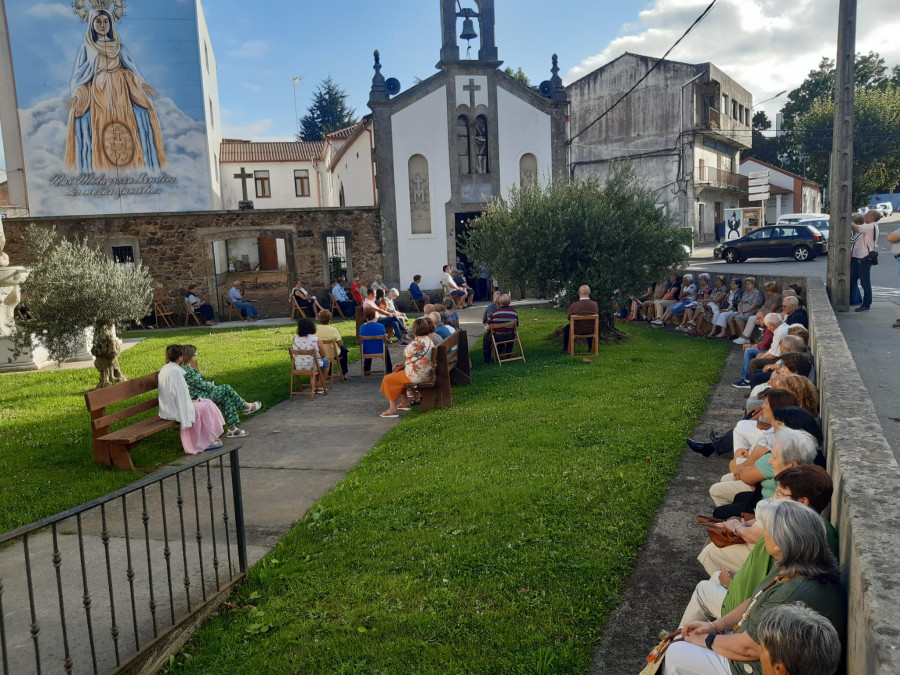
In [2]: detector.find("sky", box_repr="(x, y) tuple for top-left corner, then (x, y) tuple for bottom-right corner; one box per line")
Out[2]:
(2, 0), (899, 171)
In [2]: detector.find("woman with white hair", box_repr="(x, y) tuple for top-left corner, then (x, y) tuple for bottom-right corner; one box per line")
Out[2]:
(757, 603), (841, 675)
(727, 277), (764, 338)
(677, 273), (710, 332)
(708, 278), (743, 339)
(663, 499), (844, 675)
(371, 275), (388, 294)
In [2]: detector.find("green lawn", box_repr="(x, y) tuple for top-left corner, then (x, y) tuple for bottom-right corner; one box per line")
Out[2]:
(167, 309), (729, 674)
(0, 321), (360, 533)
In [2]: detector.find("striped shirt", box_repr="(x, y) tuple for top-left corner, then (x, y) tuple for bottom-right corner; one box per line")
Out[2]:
(487, 307), (518, 335)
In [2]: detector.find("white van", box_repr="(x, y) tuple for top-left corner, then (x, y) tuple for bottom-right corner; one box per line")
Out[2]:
(875, 202), (894, 216)
(778, 213), (830, 242)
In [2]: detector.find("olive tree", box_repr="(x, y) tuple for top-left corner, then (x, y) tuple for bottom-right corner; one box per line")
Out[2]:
(464, 164), (688, 336)
(10, 225), (153, 388)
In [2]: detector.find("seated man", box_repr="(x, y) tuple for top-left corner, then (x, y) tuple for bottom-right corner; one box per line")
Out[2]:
(430, 311), (452, 340)
(483, 294), (518, 363)
(441, 297), (460, 324)
(185, 284), (216, 325)
(561, 285), (600, 353)
(358, 307), (393, 373)
(409, 275), (430, 307)
(733, 313), (782, 387)
(331, 277), (356, 318)
(453, 269), (475, 306)
(316, 310), (349, 377)
(364, 289), (407, 342)
(292, 280), (325, 317)
(757, 604), (841, 675)
(442, 265), (467, 309)
(228, 281), (259, 320)
(749, 328), (810, 389)
(481, 291), (500, 324)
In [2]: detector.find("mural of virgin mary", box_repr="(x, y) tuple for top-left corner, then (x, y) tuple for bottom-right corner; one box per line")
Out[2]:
(65, 8), (166, 173)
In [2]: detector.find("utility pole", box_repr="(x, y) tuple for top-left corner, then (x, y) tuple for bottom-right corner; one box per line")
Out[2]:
(825, 0), (857, 311)
(292, 75), (303, 139)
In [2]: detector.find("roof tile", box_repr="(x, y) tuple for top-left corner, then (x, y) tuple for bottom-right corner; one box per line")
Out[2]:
(220, 140), (324, 163)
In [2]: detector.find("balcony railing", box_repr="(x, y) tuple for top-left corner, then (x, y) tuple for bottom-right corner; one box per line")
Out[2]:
(0, 445), (247, 674)
(695, 166), (748, 192)
(701, 106), (720, 128)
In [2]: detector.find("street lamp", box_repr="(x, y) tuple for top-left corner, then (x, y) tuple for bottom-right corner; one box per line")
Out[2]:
(751, 90), (787, 109)
(292, 75), (304, 138)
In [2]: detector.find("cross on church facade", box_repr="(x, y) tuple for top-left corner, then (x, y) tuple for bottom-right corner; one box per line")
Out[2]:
(463, 78), (481, 110)
(233, 166), (253, 202)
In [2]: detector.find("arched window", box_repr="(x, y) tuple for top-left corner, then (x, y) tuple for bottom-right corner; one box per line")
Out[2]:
(408, 154), (431, 234)
(519, 153), (537, 188)
(474, 115), (489, 174)
(456, 115), (471, 175)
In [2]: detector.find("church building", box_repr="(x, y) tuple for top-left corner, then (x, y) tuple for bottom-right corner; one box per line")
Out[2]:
(367, 0), (568, 290)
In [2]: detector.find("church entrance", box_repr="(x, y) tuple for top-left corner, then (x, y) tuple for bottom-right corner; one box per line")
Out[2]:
(454, 211), (484, 298)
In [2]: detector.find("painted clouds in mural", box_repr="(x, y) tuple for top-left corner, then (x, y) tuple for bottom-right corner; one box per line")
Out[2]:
(5, 0), (213, 216)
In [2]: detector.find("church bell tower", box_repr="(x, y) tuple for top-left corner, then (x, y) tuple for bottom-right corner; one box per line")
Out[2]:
(439, 0), (500, 67)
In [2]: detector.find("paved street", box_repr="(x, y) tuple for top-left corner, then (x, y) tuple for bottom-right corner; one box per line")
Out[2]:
(691, 213), (900, 464)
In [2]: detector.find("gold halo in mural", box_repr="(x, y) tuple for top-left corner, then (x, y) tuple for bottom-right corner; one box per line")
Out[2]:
(102, 121), (136, 167)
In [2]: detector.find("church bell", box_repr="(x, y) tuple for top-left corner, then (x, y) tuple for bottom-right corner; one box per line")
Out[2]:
(459, 17), (478, 41)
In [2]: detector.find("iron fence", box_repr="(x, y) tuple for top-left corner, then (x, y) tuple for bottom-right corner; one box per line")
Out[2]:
(0, 445), (247, 674)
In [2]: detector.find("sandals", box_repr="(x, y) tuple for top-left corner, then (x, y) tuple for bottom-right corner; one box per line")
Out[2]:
(243, 401), (262, 414)
(379, 412), (399, 418)
(226, 428), (249, 438)
(205, 440), (224, 451)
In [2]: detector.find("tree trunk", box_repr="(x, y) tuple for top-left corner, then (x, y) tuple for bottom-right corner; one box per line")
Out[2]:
(91, 323), (125, 389)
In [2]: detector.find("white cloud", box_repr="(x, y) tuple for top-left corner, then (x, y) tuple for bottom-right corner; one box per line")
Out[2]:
(18, 94), (214, 216)
(565, 0), (900, 122)
(26, 3), (71, 18)
(241, 82), (263, 92)
(230, 40), (268, 59)
(220, 118), (294, 142)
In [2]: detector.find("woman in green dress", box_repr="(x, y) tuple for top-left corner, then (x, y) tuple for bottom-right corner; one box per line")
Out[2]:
(181, 345), (261, 438)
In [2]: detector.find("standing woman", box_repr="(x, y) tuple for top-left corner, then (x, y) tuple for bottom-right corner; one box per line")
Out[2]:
(158, 345), (225, 453)
(378, 318), (434, 418)
(180, 345), (261, 439)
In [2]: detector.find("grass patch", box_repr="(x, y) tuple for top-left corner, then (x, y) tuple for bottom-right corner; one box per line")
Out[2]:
(168, 309), (728, 674)
(0, 321), (360, 533)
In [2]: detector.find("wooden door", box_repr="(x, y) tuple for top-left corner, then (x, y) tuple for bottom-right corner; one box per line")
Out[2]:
(259, 238), (278, 271)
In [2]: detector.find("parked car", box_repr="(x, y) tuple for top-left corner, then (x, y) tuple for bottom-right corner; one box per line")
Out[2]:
(797, 217), (830, 243)
(875, 202), (894, 216)
(715, 224), (827, 263)
(777, 213), (830, 241)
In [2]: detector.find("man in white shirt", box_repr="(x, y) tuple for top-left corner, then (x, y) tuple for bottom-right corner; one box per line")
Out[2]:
(442, 265), (466, 309)
(228, 281), (258, 320)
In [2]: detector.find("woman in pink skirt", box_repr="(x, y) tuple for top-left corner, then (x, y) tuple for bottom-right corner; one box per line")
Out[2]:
(158, 344), (225, 454)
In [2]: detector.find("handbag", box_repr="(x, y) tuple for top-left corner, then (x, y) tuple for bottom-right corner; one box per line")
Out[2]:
(639, 630), (683, 675)
(696, 515), (748, 548)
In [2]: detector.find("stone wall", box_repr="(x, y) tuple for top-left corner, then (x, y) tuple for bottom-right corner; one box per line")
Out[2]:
(2, 207), (383, 321)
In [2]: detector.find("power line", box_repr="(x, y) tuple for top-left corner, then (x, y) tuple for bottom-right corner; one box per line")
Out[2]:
(567, 0), (720, 146)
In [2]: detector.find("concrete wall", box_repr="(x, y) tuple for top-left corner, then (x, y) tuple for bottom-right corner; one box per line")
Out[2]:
(3, 206), (382, 319)
(328, 129), (377, 208)
(496, 87), (552, 199)
(684, 269), (900, 674)
(220, 161), (321, 210)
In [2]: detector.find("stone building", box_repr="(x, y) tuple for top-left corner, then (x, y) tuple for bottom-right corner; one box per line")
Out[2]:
(739, 157), (822, 223)
(567, 53), (753, 244)
(368, 0), (569, 289)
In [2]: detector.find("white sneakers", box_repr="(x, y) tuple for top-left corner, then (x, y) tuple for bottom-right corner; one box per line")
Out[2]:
(733, 337), (751, 345)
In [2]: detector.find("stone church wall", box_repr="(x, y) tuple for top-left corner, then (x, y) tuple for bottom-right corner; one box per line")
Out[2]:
(2, 207), (383, 320)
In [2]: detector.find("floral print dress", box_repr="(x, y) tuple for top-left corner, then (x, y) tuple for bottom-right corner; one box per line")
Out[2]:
(403, 336), (434, 384)
(181, 366), (245, 428)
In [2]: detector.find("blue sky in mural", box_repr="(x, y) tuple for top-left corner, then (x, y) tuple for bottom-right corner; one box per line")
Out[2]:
(5, 0), (203, 119)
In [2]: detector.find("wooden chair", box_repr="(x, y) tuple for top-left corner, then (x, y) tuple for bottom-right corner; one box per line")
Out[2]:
(359, 335), (388, 377)
(184, 297), (203, 327)
(222, 296), (241, 322)
(408, 295), (423, 312)
(488, 321), (526, 366)
(154, 300), (175, 328)
(568, 315), (600, 356)
(329, 293), (346, 318)
(289, 349), (327, 400)
(290, 300), (308, 322)
(320, 339), (345, 385)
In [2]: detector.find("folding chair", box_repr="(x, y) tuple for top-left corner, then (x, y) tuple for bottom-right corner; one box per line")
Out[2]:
(329, 293), (346, 318)
(408, 296), (423, 312)
(289, 349), (327, 400)
(184, 298), (203, 326)
(568, 315), (599, 356)
(320, 339), (345, 385)
(290, 299), (308, 322)
(154, 300), (175, 328)
(488, 321), (525, 366)
(359, 335), (388, 377)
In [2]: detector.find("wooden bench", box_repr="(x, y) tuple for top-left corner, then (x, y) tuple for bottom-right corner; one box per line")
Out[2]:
(84, 373), (178, 471)
(403, 330), (472, 411)
(355, 306), (395, 344)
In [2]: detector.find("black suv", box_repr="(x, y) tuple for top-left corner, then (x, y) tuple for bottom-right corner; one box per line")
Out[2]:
(714, 224), (827, 263)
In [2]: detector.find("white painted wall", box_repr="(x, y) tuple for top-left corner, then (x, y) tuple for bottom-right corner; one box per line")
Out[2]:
(219, 161), (320, 210)
(0, 2), (26, 212)
(391, 88), (451, 290)
(329, 130), (376, 207)
(496, 87), (552, 198)
(197, 0), (222, 209)
(455, 75), (489, 109)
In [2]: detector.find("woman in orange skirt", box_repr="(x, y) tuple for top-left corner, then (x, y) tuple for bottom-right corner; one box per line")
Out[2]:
(380, 318), (434, 418)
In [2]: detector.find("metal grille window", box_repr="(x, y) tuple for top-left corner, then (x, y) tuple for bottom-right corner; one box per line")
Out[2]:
(294, 170), (310, 197)
(326, 236), (347, 280)
(457, 115), (471, 174)
(112, 245), (135, 273)
(254, 171), (270, 198)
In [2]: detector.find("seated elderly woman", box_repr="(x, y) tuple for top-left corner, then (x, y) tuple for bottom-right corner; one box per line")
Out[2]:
(688, 275), (727, 336)
(682, 464), (835, 626)
(726, 277), (764, 339)
(708, 278), (743, 339)
(676, 273), (711, 331)
(291, 280), (325, 317)
(653, 274), (697, 326)
(663, 499), (845, 675)
(158, 344), (225, 453)
(757, 603), (841, 675)
(734, 281), (782, 345)
(734, 313), (783, 385)
(776, 375), (819, 417)
(378, 317), (435, 418)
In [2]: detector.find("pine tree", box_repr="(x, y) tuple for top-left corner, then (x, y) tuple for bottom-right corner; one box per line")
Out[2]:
(298, 77), (358, 142)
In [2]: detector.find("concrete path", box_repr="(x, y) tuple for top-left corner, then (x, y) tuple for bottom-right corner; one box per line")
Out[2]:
(0, 302), (494, 674)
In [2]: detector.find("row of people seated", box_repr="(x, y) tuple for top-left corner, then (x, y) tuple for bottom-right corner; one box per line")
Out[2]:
(657, 321), (843, 674)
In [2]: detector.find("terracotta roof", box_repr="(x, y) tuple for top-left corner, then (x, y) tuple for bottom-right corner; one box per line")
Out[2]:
(220, 140), (324, 163)
(740, 157), (822, 189)
(326, 123), (361, 140)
